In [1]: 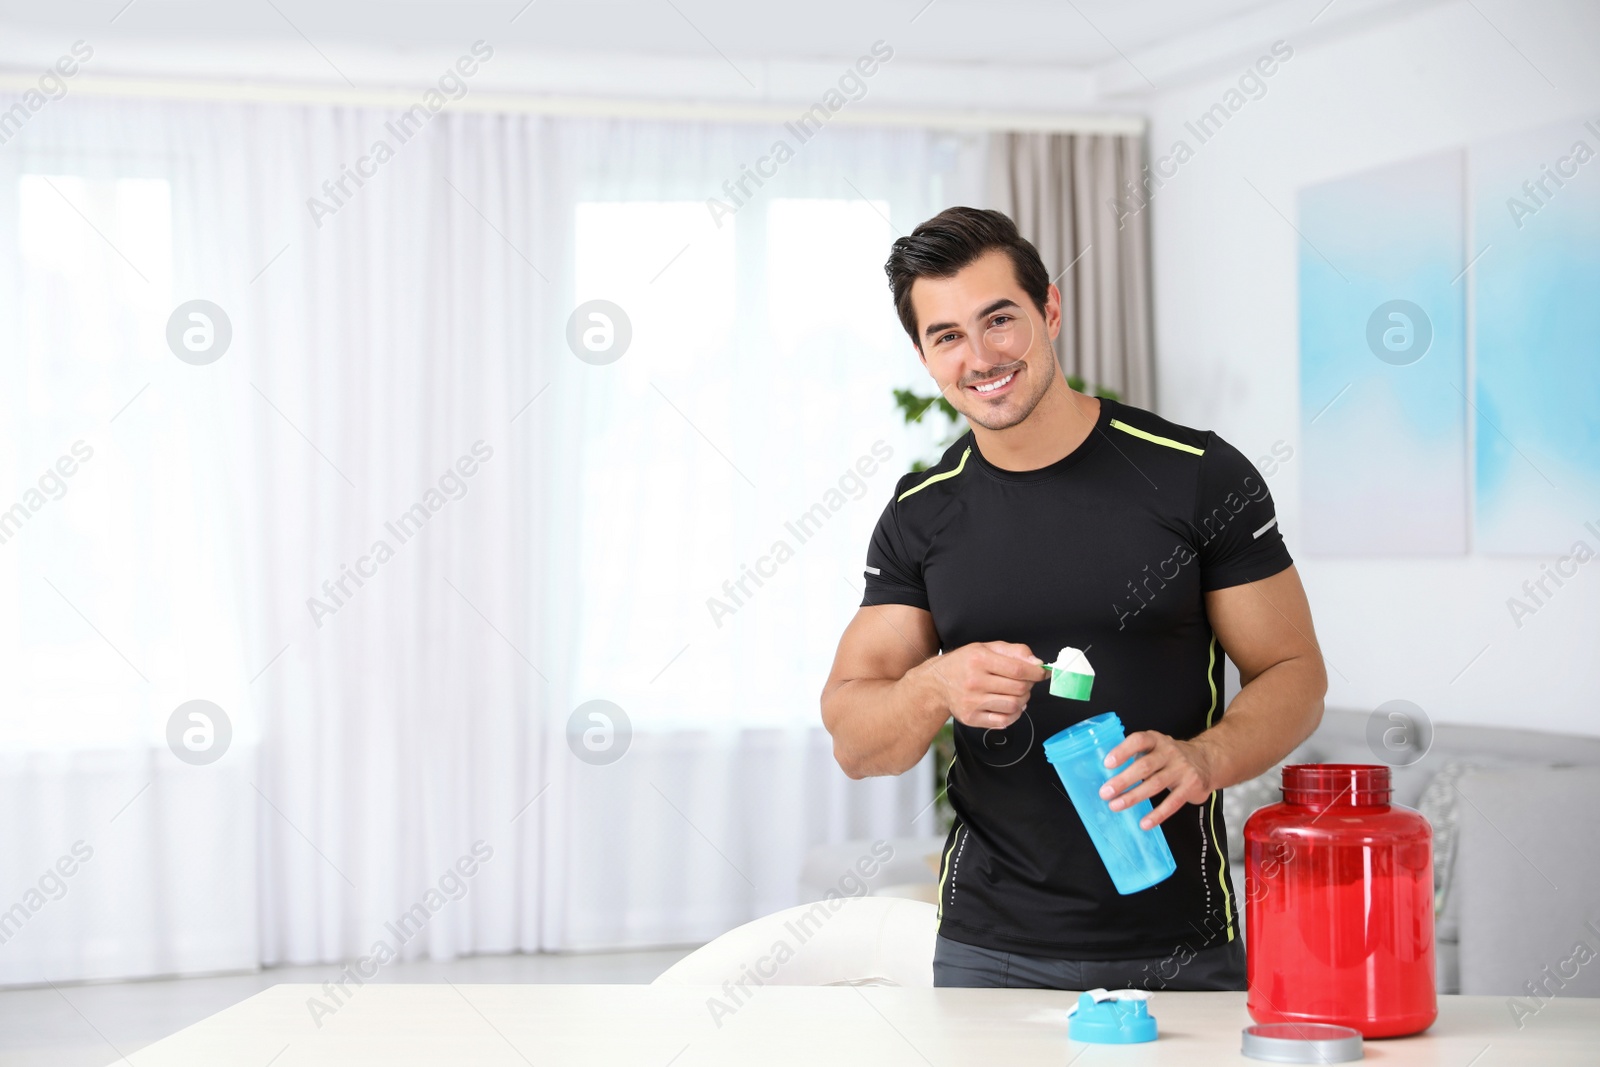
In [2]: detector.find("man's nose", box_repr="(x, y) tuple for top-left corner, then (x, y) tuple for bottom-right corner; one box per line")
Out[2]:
(967, 320), (1030, 369)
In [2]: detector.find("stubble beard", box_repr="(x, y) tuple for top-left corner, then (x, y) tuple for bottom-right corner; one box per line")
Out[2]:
(958, 361), (1053, 432)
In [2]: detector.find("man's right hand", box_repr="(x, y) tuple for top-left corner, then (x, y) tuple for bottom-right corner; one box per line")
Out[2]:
(822, 605), (1049, 779)
(919, 641), (1048, 731)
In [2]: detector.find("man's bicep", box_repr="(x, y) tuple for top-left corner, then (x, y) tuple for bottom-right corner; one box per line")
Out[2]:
(825, 604), (939, 690)
(1203, 565), (1322, 685)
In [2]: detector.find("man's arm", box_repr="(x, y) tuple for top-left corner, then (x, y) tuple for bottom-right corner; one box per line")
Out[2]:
(821, 603), (1047, 779)
(1100, 564), (1328, 828)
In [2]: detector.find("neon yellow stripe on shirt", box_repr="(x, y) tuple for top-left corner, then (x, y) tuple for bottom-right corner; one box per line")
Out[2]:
(936, 820), (963, 923)
(898, 446), (971, 502)
(1202, 634), (1236, 941)
(1110, 419), (1205, 456)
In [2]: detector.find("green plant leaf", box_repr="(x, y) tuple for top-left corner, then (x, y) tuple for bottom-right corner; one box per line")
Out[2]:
(892, 388), (940, 425)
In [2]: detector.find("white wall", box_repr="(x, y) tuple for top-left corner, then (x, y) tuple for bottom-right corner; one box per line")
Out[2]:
(1145, 1), (1600, 736)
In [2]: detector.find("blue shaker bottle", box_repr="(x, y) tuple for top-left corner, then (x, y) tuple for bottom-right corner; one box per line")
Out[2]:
(1043, 712), (1176, 894)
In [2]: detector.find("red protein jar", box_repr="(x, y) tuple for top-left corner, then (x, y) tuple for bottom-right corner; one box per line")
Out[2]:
(1244, 764), (1436, 1038)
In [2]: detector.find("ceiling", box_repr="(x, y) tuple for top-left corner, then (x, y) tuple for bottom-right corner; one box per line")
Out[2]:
(0, 0), (1291, 66)
(0, 0), (1447, 105)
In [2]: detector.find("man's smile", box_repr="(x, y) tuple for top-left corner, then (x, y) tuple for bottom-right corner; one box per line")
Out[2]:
(966, 366), (1021, 398)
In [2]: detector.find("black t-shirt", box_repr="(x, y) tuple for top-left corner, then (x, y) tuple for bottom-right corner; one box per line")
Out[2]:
(861, 397), (1293, 960)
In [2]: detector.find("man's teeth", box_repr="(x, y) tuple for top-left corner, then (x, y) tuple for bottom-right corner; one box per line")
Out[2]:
(972, 372), (1015, 394)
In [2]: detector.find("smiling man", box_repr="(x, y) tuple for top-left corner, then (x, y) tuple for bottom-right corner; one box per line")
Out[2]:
(820, 207), (1327, 991)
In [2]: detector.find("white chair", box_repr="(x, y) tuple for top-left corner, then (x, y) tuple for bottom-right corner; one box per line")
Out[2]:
(654, 897), (936, 988)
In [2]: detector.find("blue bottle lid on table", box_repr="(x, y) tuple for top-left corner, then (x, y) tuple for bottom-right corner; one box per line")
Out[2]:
(1067, 989), (1158, 1044)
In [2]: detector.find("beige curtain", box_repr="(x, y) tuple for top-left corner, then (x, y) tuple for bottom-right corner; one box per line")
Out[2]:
(987, 132), (1155, 410)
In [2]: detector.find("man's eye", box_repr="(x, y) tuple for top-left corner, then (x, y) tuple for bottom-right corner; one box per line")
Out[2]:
(936, 332), (958, 345)
(990, 315), (1013, 328)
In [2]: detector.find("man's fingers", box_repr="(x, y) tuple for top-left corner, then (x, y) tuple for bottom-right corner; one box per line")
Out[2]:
(985, 641), (1041, 663)
(958, 708), (1021, 730)
(1108, 773), (1167, 811)
(1103, 730), (1157, 770)
(974, 672), (1034, 698)
(974, 693), (1027, 718)
(1101, 753), (1159, 800)
(979, 649), (1049, 683)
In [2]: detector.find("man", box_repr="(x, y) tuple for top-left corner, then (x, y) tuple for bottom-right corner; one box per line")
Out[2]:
(820, 207), (1327, 991)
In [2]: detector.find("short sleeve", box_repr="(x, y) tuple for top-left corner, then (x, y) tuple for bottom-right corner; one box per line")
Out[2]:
(1193, 436), (1294, 591)
(860, 493), (928, 610)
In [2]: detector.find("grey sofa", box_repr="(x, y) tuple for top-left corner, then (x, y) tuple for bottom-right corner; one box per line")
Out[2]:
(1223, 708), (1600, 995)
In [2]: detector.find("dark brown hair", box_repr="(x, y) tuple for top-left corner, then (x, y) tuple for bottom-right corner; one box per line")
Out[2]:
(884, 206), (1050, 348)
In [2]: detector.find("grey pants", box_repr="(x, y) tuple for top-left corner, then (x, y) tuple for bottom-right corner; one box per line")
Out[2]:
(933, 933), (1246, 991)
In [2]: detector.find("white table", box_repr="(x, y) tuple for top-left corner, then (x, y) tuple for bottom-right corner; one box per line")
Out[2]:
(113, 985), (1598, 1065)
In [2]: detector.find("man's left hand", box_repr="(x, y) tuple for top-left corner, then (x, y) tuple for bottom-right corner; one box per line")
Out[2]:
(1098, 731), (1217, 830)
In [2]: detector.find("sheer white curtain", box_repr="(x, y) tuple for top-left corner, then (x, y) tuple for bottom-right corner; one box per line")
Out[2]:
(0, 93), (973, 982)
(537, 119), (967, 947)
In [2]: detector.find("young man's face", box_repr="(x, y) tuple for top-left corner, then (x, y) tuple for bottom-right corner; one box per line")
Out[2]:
(909, 249), (1061, 432)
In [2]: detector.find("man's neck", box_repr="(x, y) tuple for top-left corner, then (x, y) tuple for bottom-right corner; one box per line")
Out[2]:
(970, 373), (1102, 472)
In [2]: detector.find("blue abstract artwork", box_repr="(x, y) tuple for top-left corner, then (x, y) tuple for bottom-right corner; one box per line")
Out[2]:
(1298, 117), (1600, 556)
(1471, 118), (1600, 555)
(1298, 151), (1468, 555)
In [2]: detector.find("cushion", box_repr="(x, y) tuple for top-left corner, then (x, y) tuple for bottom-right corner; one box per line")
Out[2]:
(1415, 759), (1481, 939)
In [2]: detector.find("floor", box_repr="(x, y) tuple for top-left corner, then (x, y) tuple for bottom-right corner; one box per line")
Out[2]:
(0, 948), (695, 1067)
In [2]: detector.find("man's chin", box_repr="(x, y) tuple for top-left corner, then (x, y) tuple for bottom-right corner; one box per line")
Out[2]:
(960, 389), (1048, 432)
(964, 406), (1031, 432)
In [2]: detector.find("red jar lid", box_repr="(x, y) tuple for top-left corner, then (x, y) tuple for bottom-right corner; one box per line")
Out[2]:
(1282, 763), (1391, 807)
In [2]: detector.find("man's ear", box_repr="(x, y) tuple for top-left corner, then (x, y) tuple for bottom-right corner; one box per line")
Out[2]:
(913, 341), (927, 369)
(1044, 283), (1063, 342)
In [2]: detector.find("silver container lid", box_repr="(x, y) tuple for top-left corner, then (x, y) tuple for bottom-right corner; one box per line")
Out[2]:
(1241, 1022), (1364, 1063)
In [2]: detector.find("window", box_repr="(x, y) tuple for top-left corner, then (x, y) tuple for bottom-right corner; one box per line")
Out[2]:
(563, 195), (919, 730)
(2, 174), (246, 750)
